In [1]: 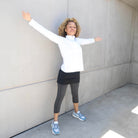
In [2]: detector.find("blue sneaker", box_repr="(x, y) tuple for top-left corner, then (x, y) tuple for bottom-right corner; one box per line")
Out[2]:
(72, 111), (86, 121)
(51, 121), (60, 135)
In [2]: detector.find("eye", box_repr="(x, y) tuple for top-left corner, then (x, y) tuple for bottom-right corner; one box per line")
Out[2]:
(69, 26), (76, 29)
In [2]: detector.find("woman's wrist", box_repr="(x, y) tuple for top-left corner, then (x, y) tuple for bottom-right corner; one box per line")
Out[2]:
(28, 17), (32, 22)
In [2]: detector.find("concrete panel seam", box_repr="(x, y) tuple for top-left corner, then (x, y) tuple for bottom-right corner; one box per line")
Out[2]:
(132, 61), (138, 64)
(82, 62), (130, 74)
(0, 62), (130, 93)
(0, 78), (56, 93)
(130, 9), (137, 63)
(67, 0), (69, 18)
(121, 0), (137, 10)
(105, 0), (111, 67)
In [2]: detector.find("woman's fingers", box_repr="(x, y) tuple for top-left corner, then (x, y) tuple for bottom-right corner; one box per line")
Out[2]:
(22, 11), (31, 21)
(98, 37), (102, 41)
(95, 37), (102, 42)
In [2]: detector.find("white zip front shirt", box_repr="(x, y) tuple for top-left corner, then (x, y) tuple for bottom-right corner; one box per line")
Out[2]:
(29, 19), (95, 73)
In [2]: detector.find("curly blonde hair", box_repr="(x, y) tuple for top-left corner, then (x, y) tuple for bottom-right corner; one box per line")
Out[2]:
(58, 18), (81, 37)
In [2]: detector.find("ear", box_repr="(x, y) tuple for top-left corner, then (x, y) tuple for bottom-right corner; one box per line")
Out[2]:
(65, 28), (67, 33)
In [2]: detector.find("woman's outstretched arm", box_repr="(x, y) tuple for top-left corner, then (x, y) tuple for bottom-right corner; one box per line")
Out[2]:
(22, 11), (63, 44)
(76, 37), (102, 45)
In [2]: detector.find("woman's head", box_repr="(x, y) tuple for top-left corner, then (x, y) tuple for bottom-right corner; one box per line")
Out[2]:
(58, 18), (81, 37)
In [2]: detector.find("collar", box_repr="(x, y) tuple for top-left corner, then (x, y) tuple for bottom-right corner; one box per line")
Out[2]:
(66, 35), (75, 40)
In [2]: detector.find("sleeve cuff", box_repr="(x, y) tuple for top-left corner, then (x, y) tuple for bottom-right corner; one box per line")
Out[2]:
(29, 19), (34, 26)
(91, 38), (95, 43)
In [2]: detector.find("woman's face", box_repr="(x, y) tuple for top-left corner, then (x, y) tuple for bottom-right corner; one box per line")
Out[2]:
(65, 22), (77, 36)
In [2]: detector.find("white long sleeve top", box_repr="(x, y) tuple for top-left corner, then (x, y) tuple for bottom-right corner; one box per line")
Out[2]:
(29, 19), (95, 73)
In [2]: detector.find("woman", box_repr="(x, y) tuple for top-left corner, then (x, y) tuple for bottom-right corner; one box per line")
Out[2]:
(22, 11), (102, 135)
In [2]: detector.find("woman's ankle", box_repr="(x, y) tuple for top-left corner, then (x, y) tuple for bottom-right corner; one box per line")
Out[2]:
(54, 113), (59, 122)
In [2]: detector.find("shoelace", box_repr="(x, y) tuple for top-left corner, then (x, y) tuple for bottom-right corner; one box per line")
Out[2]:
(78, 112), (85, 118)
(54, 124), (59, 129)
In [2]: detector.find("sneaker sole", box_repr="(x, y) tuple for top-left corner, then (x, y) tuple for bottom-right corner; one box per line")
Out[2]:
(72, 114), (86, 121)
(51, 124), (60, 135)
(52, 130), (60, 135)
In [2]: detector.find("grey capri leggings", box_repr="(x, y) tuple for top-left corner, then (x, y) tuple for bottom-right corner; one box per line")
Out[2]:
(54, 83), (79, 113)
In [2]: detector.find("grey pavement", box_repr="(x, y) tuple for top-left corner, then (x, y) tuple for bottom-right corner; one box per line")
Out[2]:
(11, 84), (138, 138)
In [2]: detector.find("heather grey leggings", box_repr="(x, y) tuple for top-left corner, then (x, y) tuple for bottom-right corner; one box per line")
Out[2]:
(54, 83), (79, 113)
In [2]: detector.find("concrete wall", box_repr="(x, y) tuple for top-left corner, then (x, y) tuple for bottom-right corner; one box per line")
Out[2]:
(0, 0), (136, 137)
(130, 10), (138, 84)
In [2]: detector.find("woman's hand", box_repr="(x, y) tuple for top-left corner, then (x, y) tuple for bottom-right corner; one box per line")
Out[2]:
(95, 37), (102, 42)
(22, 11), (32, 22)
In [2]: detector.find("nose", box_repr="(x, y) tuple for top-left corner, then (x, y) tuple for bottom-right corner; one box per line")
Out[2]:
(71, 27), (75, 30)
